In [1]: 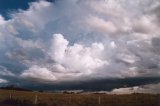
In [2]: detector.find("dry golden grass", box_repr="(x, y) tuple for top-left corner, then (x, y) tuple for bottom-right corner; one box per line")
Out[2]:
(0, 89), (160, 106)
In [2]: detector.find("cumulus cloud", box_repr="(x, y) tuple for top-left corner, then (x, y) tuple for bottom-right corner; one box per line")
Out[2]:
(20, 34), (108, 82)
(21, 65), (57, 82)
(0, 0), (160, 92)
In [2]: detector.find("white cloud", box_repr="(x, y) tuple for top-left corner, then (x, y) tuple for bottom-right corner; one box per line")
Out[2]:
(86, 16), (117, 35)
(85, 0), (127, 17)
(49, 34), (69, 62)
(0, 15), (6, 25)
(111, 83), (160, 94)
(0, 78), (8, 83)
(21, 65), (57, 82)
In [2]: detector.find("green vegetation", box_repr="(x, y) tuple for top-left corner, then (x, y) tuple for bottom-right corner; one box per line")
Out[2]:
(0, 90), (160, 106)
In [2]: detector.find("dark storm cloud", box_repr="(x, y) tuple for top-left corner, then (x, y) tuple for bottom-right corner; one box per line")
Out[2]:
(14, 77), (160, 91)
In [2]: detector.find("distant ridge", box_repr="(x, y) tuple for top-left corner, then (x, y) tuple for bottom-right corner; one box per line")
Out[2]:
(0, 85), (32, 91)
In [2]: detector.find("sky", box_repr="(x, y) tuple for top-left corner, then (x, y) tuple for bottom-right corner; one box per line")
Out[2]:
(0, 0), (160, 93)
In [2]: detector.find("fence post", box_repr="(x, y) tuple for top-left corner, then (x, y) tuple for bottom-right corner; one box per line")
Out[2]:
(34, 95), (38, 105)
(98, 96), (101, 106)
(10, 93), (12, 99)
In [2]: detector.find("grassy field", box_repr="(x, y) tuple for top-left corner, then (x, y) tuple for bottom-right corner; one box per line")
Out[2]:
(0, 89), (160, 106)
